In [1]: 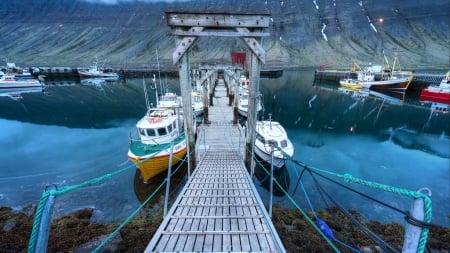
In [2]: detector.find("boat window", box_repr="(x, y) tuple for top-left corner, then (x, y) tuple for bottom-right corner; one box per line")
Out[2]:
(168, 123), (173, 133)
(139, 128), (146, 136)
(146, 129), (156, 136)
(158, 128), (167, 136)
(172, 122), (176, 130)
(280, 139), (288, 148)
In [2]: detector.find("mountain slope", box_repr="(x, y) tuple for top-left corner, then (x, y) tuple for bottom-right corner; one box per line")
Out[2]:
(0, 0), (448, 69)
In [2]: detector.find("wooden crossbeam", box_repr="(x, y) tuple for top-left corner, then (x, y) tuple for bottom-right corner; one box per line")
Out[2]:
(165, 12), (270, 28)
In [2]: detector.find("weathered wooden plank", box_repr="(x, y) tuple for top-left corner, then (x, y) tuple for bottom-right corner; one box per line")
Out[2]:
(170, 29), (270, 37)
(166, 12), (271, 28)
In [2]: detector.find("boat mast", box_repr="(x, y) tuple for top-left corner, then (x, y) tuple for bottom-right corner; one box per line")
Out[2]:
(156, 48), (164, 94)
(152, 74), (159, 107)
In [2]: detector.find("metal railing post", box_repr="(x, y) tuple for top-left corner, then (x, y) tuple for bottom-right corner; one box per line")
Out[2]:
(163, 140), (175, 217)
(269, 145), (274, 218)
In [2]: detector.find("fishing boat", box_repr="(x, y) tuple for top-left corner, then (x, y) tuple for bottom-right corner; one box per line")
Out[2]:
(239, 74), (250, 92)
(0, 73), (42, 88)
(341, 51), (413, 91)
(127, 107), (187, 182)
(238, 91), (263, 118)
(253, 115), (294, 170)
(339, 78), (362, 90)
(419, 71), (450, 105)
(191, 91), (204, 116)
(158, 92), (182, 108)
(356, 71), (412, 91)
(77, 58), (119, 80)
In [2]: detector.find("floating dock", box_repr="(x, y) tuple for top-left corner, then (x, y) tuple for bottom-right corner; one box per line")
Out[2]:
(145, 78), (286, 252)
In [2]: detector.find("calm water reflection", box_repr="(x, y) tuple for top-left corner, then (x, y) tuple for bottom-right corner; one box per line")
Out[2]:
(0, 71), (448, 226)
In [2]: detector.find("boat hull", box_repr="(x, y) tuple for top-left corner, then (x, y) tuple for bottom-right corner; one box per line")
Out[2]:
(128, 145), (187, 182)
(128, 132), (187, 182)
(254, 146), (286, 170)
(361, 76), (412, 91)
(419, 90), (450, 105)
(0, 80), (42, 88)
(339, 79), (362, 90)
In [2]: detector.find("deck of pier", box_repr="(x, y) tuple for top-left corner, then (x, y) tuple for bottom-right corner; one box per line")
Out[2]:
(145, 78), (286, 252)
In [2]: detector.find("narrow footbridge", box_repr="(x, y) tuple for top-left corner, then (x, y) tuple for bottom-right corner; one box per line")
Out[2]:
(144, 78), (286, 252)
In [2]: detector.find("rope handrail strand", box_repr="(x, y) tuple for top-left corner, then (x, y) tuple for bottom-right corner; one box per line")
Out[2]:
(246, 145), (341, 252)
(273, 144), (432, 253)
(28, 147), (191, 253)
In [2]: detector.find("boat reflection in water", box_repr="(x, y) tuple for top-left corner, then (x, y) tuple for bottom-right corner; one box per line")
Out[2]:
(0, 86), (44, 100)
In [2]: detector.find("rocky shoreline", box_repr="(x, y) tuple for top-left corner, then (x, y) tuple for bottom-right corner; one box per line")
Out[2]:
(1, 205), (448, 252)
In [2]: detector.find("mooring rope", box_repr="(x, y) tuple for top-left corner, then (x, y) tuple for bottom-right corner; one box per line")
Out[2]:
(28, 145), (191, 253)
(272, 144), (432, 253)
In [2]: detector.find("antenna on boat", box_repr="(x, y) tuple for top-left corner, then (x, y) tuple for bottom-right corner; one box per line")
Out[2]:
(268, 113), (273, 129)
(382, 50), (390, 70)
(152, 74), (159, 107)
(142, 76), (151, 109)
(156, 48), (164, 95)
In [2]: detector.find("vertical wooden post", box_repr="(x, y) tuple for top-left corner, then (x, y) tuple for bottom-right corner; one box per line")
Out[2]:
(233, 69), (241, 124)
(201, 69), (209, 124)
(178, 52), (196, 173)
(245, 50), (261, 170)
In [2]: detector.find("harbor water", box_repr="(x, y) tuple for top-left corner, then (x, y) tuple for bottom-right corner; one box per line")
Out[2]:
(0, 70), (448, 227)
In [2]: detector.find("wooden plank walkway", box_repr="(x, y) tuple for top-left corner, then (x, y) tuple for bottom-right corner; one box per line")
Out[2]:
(145, 78), (286, 252)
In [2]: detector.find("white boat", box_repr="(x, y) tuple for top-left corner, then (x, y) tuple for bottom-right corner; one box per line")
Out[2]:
(78, 58), (119, 80)
(127, 107), (187, 182)
(238, 91), (263, 118)
(239, 74), (249, 93)
(254, 116), (294, 170)
(0, 73), (42, 88)
(158, 92), (182, 109)
(191, 91), (204, 116)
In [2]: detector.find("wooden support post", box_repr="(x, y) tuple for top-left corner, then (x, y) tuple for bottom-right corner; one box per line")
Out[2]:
(201, 69), (210, 124)
(233, 69), (241, 124)
(178, 52), (196, 172)
(245, 50), (261, 170)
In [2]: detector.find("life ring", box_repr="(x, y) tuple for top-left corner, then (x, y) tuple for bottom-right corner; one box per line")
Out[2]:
(148, 117), (162, 123)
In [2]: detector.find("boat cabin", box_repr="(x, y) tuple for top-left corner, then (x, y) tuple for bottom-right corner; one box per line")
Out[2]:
(256, 121), (289, 149)
(136, 108), (182, 145)
(158, 93), (181, 108)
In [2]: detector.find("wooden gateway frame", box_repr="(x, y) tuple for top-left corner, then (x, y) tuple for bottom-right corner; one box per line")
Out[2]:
(165, 11), (271, 170)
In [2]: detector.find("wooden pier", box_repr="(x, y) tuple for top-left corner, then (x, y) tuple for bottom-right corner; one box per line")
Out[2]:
(144, 78), (286, 252)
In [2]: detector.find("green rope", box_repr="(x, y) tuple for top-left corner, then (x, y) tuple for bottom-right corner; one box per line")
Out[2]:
(250, 147), (341, 252)
(342, 173), (432, 253)
(27, 134), (190, 253)
(92, 178), (166, 253)
(92, 153), (189, 252)
(274, 144), (432, 253)
(27, 191), (51, 253)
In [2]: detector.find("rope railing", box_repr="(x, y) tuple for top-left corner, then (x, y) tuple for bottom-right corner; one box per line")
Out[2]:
(267, 144), (433, 253)
(27, 145), (192, 253)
